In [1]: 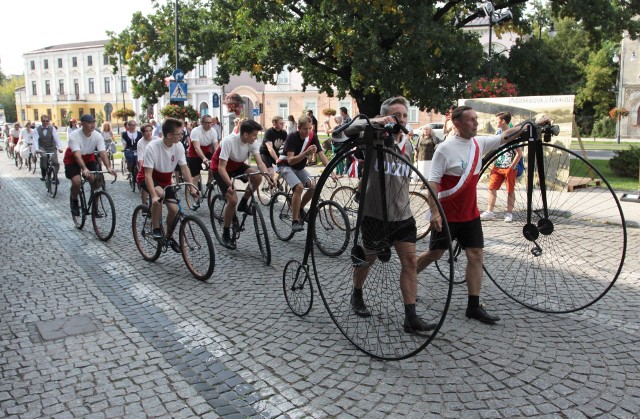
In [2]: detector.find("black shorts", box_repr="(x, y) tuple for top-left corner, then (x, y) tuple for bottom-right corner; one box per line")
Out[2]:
(260, 153), (276, 168)
(140, 181), (177, 201)
(362, 216), (417, 250)
(429, 217), (484, 250)
(65, 160), (99, 180)
(187, 156), (207, 177)
(212, 164), (250, 196)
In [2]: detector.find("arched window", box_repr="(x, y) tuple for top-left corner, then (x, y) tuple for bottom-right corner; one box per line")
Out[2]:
(200, 102), (209, 116)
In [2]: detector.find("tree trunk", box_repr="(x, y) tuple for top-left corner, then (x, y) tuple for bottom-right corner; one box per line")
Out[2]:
(353, 91), (383, 118)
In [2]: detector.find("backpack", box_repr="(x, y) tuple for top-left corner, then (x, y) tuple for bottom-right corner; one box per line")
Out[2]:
(516, 157), (525, 178)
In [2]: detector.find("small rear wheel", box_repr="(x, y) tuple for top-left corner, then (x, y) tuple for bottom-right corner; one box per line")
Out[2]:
(269, 192), (295, 241)
(252, 203), (271, 265)
(132, 205), (161, 261)
(283, 260), (313, 317)
(180, 215), (215, 280)
(92, 191), (116, 241)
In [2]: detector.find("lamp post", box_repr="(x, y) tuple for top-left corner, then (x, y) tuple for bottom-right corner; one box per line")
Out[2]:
(478, 1), (512, 77)
(612, 38), (636, 144)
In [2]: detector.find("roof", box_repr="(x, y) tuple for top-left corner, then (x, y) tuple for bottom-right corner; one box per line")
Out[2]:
(24, 40), (110, 55)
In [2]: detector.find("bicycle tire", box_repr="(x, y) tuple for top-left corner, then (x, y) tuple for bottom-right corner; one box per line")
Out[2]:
(129, 166), (138, 192)
(179, 215), (215, 280)
(92, 191), (116, 241)
(309, 144), (453, 360)
(15, 153), (22, 169)
(434, 240), (467, 285)
(132, 205), (161, 261)
(283, 259), (313, 317)
(72, 187), (87, 229)
(313, 200), (350, 257)
(120, 157), (126, 176)
(32, 155), (38, 174)
(252, 203), (271, 265)
(409, 191), (431, 240)
(269, 191), (295, 241)
(477, 141), (627, 313)
(209, 194), (226, 246)
(5, 146), (10, 158)
(256, 176), (273, 206)
(184, 179), (201, 210)
(48, 167), (58, 198)
(109, 152), (115, 170)
(330, 186), (358, 231)
(26, 154), (31, 172)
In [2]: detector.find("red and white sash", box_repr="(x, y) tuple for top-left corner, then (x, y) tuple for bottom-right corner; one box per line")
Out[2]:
(348, 152), (359, 177)
(438, 138), (480, 201)
(397, 136), (407, 155)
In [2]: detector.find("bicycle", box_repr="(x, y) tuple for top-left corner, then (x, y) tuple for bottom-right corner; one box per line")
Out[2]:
(39, 152), (59, 198)
(132, 182), (215, 280)
(71, 170), (117, 241)
(209, 172), (272, 265)
(269, 174), (351, 257)
(476, 121), (626, 313)
(14, 147), (23, 169)
(27, 146), (38, 174)
(183, 162), (219, 211)
(282, 116), (453, 360)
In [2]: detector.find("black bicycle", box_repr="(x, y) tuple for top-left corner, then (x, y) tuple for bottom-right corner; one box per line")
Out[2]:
(184, 162), (219, 211)
(38, 151), (59, 198)
(209, 172), (272, 265)
(27, 146), (38, 174)
(133, 183), (215, 280)
(72, 171), (117, 241)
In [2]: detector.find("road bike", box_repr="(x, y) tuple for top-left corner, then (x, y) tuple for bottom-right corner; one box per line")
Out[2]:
(209, 172), (272, 265)
(132, 182), (215, 280)
(476, 121), (626, 313)
(71, 171), (117, 241)
(282, 116), (453, 360)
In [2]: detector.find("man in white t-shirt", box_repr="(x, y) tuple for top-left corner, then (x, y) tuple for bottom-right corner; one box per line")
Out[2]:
(416, 106), (526, 325)
(187, 115), (219, 205)
(135, 122), (158, 205)
(63, 114), (117, 216)
(144, 118), (199, 251)
(210, 119), (272, 249)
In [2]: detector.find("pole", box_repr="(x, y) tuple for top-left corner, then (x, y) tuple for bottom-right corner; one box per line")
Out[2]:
(175, 0), (179, 71)
(487, 18), (493, 77)
(616, 41), (624, 144)
(114, 76), (119, 133)
(119, 54), (126, 124)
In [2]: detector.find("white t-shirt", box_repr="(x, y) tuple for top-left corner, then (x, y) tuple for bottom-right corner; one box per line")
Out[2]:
(188, 125), (218, 157)
(64, 129), (106, 165)
(219, 133), (259, 163)
(143, 139), (187, 187)
(137, 137), (158, 164)
(428, 135), (501, 182)
(19, 128), (35, 143)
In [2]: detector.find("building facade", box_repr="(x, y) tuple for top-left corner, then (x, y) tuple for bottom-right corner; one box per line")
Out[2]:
(618, 33), (640, 139)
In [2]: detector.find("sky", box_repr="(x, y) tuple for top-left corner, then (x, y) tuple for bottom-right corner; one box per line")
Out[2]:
(1, 0), (159, 76)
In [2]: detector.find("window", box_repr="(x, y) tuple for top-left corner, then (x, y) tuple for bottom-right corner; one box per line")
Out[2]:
(45, 80), (51, 96)
(57, 58), (63, 68)
(103, 54), (109, 65)
(34, 109), (39, 120)
(72, 57), (77, 67)
(408, 106), (419, 124)
(79, 108), (84, 117)
(278, 102), (289, 119)
(61, 109), (67, 120)
(30, 60), (35, 70)
(58, 80), (65, 95)
(31, 81), (37, 95)
(198, 64), (206, 77)
(277, 68), (290, 84)
(74, 79), (79, 98)
(87, 56), (93, 66)
(21, 110), (26, 121)
(43, 59), (49, 70)
(304, 100), (317, 119)
(104, 77), (111, 93)
(199, 102), (209, 115)
(88, 78), (95, 94)
(90, 108), (96, 117)
(121, 77), (127, 93)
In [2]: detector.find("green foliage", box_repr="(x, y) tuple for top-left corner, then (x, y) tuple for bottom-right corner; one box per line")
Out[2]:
(96, 112), (105, 127)
(61, 111), (73, 127)
(591, 116), (615, 138)
(609, 145), (640, 178)
(0, 75), (24, 122)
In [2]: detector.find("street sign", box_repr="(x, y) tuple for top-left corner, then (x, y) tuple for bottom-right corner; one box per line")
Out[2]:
(172, 68), (185, 82)
(253, 108), (259, 117)
(169, 81), (188, 101)
(212, 93), (220, 108)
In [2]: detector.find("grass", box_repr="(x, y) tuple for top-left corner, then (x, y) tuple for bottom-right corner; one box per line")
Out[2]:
(570, 159), (639, 191)
(570, 141), (635, 151)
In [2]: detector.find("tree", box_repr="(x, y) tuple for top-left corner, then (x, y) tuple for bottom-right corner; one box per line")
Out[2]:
(106, 0), (640, 117)
(0, 75), (25, 122)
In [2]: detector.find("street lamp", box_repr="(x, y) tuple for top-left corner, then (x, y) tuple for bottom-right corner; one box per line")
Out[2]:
(477, 1), (512, 77)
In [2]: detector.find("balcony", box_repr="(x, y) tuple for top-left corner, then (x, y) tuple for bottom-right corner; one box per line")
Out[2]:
(56, 94), (85, 102)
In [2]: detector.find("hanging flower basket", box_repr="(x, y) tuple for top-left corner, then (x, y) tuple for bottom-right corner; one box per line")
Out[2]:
(464, 77), (518, 98)
(322, 108), (337, 116)
(112, 108), (136, 119)
(160, 104), (200, 121)
(609, 107), (629, 120)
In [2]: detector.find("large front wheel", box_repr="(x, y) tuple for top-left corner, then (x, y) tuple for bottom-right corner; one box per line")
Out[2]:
(179, 215), (215, 280)
(92, 191), (116, 241)
(252, 203), (271, 265)
(132, 205), (161, 261)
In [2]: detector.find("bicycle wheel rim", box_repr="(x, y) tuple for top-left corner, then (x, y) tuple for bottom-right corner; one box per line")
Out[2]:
(409, 191), (431, 240)
(330, 186), (358, 230)
(269, 192), (295, 241)
(92, 191), (116, 241)
(252, 204), (271, 265)
(209, 194), (226, 246)
(478, 141), (627, 313)
(256, 177), (272, 206)
(313, 200), (350, 257)
(72, 188), (87, 229)
(180, 216), (215, 280)
(49, 168), (58, 198)
(132, 205), (161, 261)
(310, 144), (454, 360)
(282, 260), (313, 317)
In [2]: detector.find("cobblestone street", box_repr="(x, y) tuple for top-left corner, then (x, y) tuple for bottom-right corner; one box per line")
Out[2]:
(1, 155), (639, 418)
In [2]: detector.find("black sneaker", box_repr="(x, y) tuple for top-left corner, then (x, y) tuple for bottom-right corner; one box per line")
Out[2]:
(40, 177), (46, 181)
(152, 228), (163, 240)
(350, 294), (371, 317)
(222, 234), (237, 250)
(299, 208), (307, 223)
(71, 200), (80, 216)
(465, 306), (500, 324)
(237, 199), (252, 215)
(403, 316), (437, 335)
(191, 201), (200, 210)
(167, 238), (181, 253)
(292, 220), (304, 233)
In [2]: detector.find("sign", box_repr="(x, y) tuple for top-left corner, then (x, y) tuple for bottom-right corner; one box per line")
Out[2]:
(172, 68), (185, 82)
(253, 108), (260, 117)
(169, 82), (188, 101)
(212, 93), (220, 108)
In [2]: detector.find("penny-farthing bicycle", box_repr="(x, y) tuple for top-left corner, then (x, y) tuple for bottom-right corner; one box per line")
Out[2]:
(282, 116), (454, 360)
(476, 121), (626, 313)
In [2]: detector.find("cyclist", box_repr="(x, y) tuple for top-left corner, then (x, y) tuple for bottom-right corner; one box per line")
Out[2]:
(121, 119), (142, 178)
(18, 121), (35, 164)
(186, 114), (218, 208)
(259, 115), (287, 179)
(276, 115), (336, 233)
(8, 123), (21, 158)
(144, 118), (199, 253)
(210, 119), (272, 250)
(63, 114), (117, 216)
(135, 123), (158, 205)
(32, 116), (64, 181)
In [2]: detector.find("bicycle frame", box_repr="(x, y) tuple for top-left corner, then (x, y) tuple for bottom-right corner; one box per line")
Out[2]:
(229, 172), (270, 237)
(81, 171), (117, 210)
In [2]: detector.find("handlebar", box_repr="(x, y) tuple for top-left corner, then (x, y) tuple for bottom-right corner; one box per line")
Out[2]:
(230, 171), (272, 193)
(332, 114), (409, 142)
(87, 170), (117, 184)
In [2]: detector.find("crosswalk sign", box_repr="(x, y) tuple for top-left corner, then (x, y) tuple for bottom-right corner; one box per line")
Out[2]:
(170, 81), (188, 101)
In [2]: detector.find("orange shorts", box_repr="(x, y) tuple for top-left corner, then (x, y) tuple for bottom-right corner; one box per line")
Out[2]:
(488, 166), (516, 193)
